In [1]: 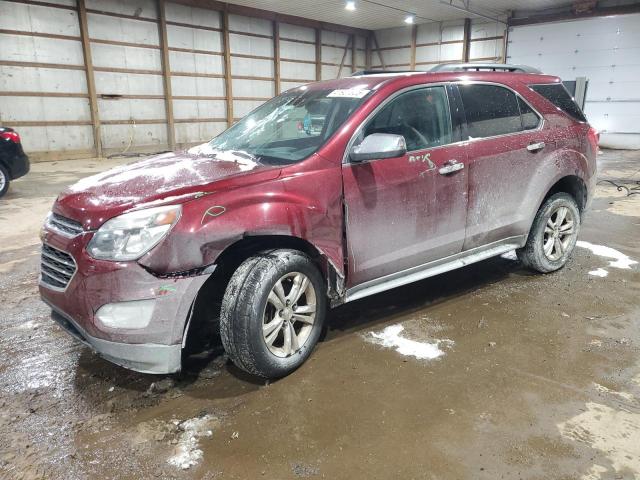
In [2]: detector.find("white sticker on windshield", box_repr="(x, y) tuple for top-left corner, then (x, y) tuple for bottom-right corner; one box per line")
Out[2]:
(327, 89), (370, 99)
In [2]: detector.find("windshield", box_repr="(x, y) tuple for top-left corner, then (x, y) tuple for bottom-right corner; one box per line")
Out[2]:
(207, 87), (371, 165)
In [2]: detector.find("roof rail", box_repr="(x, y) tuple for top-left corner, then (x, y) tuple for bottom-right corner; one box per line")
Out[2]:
(351, 70), (419, 76)
(430, 63), (542, 74)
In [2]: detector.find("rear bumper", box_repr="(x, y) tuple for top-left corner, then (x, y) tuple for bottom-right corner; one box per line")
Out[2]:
(8, 147), (29, 180)
(47, 301), (182, 374)
(583, 163), (597, 213)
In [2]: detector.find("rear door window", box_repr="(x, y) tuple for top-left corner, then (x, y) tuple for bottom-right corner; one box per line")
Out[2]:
(530, 84), (587, 122)
(363, 86), (452, 151)
(458, 84), (522, 138)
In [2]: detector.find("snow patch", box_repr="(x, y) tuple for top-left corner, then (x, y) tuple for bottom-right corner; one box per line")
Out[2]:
(577, 241), (637, 270)
(167, 415), (217, 470)
(588, 268), (609, 278)
(188, 143), (258, 171)
(15, 320), (39, 330)
(368, 324), (453, 360)
(593, 383), (635, 402)
(68, 152), (205, 196)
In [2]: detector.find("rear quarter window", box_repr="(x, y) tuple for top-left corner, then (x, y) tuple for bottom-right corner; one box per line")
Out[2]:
(530, 84), (587, 122)
(518, 97), (541, 130)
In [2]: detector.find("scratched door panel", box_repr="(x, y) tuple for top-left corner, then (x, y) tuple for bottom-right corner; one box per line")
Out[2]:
(343, 143), (468, 288)
(342, 85), (469, 287)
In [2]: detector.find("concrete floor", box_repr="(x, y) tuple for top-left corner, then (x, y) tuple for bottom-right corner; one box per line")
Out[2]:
(0, 150), (639, 480)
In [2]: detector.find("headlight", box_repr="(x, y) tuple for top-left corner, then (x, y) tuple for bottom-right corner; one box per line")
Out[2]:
(87, 205), (181, 261)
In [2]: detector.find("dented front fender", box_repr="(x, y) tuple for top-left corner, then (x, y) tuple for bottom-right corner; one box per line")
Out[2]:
(138, 154), (345, 277)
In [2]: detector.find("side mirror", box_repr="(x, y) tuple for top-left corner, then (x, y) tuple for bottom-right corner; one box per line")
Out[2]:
(349, 133), (407, 163)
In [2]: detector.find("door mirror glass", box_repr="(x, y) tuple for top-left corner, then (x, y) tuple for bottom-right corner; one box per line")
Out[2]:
(349, 133), (407, 162)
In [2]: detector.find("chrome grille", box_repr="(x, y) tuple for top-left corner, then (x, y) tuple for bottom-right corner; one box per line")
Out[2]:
(47, 213), (83, 237)
(40, 244), (77, 290)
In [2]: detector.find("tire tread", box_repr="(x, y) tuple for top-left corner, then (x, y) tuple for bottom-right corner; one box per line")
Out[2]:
(517, 192), (580, 273)
(219, 249), (325, 378)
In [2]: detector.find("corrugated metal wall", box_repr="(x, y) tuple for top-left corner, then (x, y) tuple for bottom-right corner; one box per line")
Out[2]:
(166, 3), (225, 147)
(0, 0), (95, 156)
(90, 0), (168, 152)
(0, 0), (509, 160)
(370, 19), (505, 70)
(0, 0), (368, 160)
(507, 13), (640, 149)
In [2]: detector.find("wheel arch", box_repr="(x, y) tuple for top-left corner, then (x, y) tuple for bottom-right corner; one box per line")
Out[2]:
(0, 160), (10, 184)
(182, 234), (344, 353)
(540, 174), (588, 212)
(213, 235), (344, 286)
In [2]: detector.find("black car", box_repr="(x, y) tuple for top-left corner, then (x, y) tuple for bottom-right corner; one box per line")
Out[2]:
(0, 127), (30, 198)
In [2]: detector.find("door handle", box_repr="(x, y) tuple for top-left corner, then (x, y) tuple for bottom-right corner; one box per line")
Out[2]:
(438, 159), (464, 175)
(527, 141), (545, 152)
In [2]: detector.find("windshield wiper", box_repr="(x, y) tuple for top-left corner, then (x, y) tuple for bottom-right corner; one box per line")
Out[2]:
(231, 150), (258, 162)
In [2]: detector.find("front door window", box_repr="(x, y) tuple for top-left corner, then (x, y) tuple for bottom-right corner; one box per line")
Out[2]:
(360, 86), (453, 152)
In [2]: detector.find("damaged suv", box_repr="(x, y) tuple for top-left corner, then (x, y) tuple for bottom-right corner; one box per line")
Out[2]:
(40, 64), (598, 378)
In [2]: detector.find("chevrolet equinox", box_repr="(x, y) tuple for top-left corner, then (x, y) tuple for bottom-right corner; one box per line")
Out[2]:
(40, 65), (598, 378)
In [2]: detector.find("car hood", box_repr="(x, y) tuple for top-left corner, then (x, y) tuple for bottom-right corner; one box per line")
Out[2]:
(54, 145), (281, 229)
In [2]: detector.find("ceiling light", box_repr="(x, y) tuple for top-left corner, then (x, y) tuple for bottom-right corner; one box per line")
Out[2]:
(404, 14), (415, 24)
(345, 1), (356, 11)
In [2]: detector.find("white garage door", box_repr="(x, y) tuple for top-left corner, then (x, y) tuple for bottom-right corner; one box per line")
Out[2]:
(506, 13), (640, 149)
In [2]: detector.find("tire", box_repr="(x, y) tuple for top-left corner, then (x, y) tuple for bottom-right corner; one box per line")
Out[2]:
(220, 249), (326, 378)
(0, 165), (9, 198)
(517, 192), (581, 273)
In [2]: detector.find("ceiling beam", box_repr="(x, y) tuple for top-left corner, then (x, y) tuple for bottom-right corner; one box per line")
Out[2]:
(359, 0), (438, 23)
(508, 2), (640, 26)
(438, 0), (506, 24)
(170, 0), (371, 37)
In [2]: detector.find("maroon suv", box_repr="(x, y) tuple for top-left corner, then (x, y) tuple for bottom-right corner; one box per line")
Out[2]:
(40, 65), (598, 378)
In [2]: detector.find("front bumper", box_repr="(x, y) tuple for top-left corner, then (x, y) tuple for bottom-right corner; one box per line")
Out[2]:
(47, 300), (183, 374)
(39, 228), (213, 374)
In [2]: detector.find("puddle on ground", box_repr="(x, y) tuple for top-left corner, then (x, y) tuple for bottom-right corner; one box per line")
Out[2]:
(558, 401), (640, 478)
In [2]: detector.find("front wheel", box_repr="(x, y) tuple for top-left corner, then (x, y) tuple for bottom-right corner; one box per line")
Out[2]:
(517, 192), (581, 273)
(220, 249), (326, 378)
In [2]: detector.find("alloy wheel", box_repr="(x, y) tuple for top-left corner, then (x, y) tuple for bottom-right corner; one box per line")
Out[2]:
(543, 206), (576, 261)
(262, 272), (317, 358)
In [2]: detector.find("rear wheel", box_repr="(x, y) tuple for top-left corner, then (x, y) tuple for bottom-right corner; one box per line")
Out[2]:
(0, 165), (9, 198)
(220, 249), (326, 378)
(517, 192), (581, 273)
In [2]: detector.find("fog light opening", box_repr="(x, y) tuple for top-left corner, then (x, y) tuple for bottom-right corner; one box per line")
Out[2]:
(96, 299), (155, 329)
